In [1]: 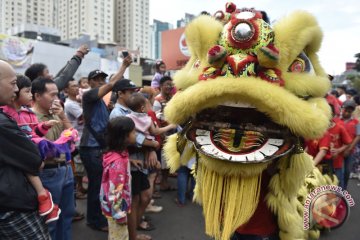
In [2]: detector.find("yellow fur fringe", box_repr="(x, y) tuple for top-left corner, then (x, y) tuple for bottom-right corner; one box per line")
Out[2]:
(163, 134), (181, 173)
(199, 154), (269, 178)
(163, 134), (196, 173)
(180, 141), (195, 166)
(296, 166), (339, 239)
(267, 152), (315, 240)
(195, 157), (262, 240)
(278, 152), (315, 197)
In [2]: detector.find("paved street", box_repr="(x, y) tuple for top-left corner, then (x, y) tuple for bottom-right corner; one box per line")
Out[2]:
(73, 178), (360, 240)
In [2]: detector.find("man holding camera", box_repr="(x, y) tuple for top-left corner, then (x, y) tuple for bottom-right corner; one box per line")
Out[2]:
(79, 56), (132, 232)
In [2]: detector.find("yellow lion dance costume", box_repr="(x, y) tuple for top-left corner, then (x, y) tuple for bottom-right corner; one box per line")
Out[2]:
(164, 3), (334, 240)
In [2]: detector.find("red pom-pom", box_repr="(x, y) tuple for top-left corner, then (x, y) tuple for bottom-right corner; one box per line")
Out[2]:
(209, 46), (221, 56)
(225, 2), (237, 13)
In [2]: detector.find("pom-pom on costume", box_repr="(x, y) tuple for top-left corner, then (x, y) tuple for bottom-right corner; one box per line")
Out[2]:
(163, 2), (335, 240)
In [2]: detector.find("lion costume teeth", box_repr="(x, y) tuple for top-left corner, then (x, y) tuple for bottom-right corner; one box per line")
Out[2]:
(163, 3), (333, 240)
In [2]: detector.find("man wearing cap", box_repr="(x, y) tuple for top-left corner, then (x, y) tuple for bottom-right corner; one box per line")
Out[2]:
(79, 56), (132, 232)
(110, 79), (141, 118)
(337, 100), (360, 189)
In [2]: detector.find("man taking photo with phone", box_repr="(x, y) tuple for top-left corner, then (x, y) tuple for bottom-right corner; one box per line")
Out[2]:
(79, 55), (132, 232)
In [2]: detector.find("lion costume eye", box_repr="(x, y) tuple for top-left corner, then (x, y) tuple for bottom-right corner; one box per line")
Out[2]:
(232, 22), (255, 42)
(288, 52), (315, 74)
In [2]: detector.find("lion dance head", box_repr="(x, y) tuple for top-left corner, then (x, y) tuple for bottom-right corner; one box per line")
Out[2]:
(164, 2), (332, 239)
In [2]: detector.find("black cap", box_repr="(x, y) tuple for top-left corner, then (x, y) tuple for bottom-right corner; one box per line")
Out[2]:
(88, 70), (108, 80)
(337, 85), (347, 91)
(342, 100), (356, 109)
(113, 79), (140, 92)
(346, 88), (358, 96)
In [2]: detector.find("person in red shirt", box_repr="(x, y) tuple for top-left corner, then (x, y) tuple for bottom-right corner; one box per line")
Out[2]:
(327, 117), (352, 188)
(326, 93), (341, 117)
(336, 100), (360, 189)
(305, 132), (331, 167)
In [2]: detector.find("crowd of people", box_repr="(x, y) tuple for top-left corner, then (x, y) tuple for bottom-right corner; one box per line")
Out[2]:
(0, 47), (196, 240)
(305, 85), (360, 190)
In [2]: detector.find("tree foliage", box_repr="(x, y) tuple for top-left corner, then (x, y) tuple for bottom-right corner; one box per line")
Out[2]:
(348, 74), (360, 92)
(354, 53), (360, 72)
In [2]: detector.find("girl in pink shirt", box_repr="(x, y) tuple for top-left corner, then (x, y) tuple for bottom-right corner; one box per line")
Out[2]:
(100, 116), (136, 239)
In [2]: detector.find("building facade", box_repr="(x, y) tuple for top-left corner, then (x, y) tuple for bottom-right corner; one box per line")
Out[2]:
(1, 0), (151, 58)
(152, 19), (172, 60)
(57, 0), (115, 43)
(176, 13), (195, 28)
(115, 0), (150, 58)
(0, 0), (55, 33)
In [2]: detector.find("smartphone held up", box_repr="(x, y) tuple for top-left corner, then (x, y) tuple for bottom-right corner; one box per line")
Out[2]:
(122, 51), (129, 58)
(117, 49), (139, 65)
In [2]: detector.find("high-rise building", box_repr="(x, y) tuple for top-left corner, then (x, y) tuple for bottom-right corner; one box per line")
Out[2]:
(151, 19), (172, 59)
(115, 0), (150, 58)
(1, 0), (151, 58)
(0, 0), (55, 33)
(176, 13), (195, 28)
(57, 0), (115, 43)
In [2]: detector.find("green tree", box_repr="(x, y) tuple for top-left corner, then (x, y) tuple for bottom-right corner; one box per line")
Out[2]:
(354, 53), (360, 72)
(348, 74), (360, 92)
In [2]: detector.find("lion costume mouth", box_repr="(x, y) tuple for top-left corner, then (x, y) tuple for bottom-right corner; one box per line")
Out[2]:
(165, 77), (330, 162)
(185, 104), (295, 163)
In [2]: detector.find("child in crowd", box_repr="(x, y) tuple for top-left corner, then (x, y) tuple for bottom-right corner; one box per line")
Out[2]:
(126, 92), (176, 147)
(150, 60), (166, 94)
(1, 75), (61, 223)
(140, 87), (163, 200)
(76, 77), (90, 102)
(100, 117), (136, 240)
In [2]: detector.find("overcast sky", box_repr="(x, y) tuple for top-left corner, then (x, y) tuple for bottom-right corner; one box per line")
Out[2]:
(150, 0), (360, 75)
